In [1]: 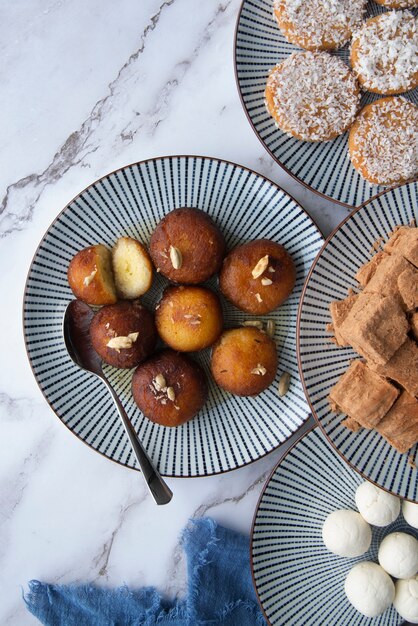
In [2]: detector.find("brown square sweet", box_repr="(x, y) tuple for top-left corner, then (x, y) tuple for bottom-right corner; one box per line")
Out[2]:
(397, 266), (418, 312)
(363, 254), (412, 299)
(329, 360), (399, 428)
(411, 312), (418, 342)
(356, 251), (388, 287)
(370, 338), (418, 398)
(340, 292), (409, 365)
(329, 295), (358, 347)
(377, 391), (418, 453)
(384, 226), (418, 268)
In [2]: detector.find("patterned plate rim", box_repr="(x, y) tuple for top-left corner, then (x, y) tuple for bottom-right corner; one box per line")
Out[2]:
(296, 181), (417, 501)
(250, 418), (317, 626)
(22, 154), (324, 477)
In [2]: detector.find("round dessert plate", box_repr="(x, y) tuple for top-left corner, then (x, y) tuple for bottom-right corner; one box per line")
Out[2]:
(251, 426), (415, 626)
(234, 1), (418, 208)
(23, 155), (323, 477)
(297, 181), (418, 499)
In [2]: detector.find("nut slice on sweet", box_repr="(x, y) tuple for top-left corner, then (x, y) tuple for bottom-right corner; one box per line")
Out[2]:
(106, 332), (139, 353)
(252, 255), (269, 279)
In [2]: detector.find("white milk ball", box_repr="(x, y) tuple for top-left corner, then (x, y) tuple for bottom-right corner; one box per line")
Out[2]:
(403, 500), (418, 530)
(394, 576), (418, 623)
(378, 532), (418, 579)
(355, 481), (400, 526)
(322, 510), (371, 557)
(345, 562), (395, 617)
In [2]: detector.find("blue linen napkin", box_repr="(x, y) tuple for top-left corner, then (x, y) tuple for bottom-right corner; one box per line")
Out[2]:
(24, 517), (267, 626)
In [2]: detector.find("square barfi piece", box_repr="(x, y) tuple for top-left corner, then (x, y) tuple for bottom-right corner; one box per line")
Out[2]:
(370, 338), (418, 398)
(384, 226), (418, 268)
(377, 391), (418, 453)
(398, 266), (418, 312)
(363, 253), (412, 299)
(329, 295), (358, 347)
(356, 251), (388, 287)
(411, 312), (418, 342)
(329, 360), (399, 428)
(339, 292), (409, 365)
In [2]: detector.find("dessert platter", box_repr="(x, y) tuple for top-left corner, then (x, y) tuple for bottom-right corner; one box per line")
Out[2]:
(235, 0), (418, 206)
(251, 425), (418, 625)
(23, 155), (324, 477)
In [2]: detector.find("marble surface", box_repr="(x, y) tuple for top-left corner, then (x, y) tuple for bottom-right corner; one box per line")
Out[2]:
(1, 1), (349, 624)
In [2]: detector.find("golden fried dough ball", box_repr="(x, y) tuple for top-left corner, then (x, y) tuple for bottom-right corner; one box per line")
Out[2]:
(112, 237), (153, 298)
(149, 207), (225, 283)
(68, 244), (117, 305)
(220, 239), (296, 314)
(131, 350), (208, 427)
(156, 286), (223, 352)
(211, 327), (278, 396)
(90, 300), (157, 368)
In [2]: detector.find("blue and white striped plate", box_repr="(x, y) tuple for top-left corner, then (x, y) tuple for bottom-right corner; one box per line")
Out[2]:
(251, 425), (414, 626)
(234, 1), (418, 208)
(297, 181), (418, 499)
(23, 156), (323, 477)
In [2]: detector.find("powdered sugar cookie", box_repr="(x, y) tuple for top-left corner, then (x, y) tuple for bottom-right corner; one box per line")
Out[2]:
(351, 11), (418, 95)
(348, 97), (418, 186)
(374, 0), (418, 8)
(273, 0), (366, 51)
(265, 52), (360, 142)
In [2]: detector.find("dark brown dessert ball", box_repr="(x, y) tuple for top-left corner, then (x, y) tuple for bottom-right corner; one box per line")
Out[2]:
(156, 285), (223, 352)
(219, 239), (296, 314)
(89, 300), (157, 369)
(68, 244), (117, 305)
(211, 327), (278, 396)
(131, 349), (208, 427)
(149, 207), (225, 283)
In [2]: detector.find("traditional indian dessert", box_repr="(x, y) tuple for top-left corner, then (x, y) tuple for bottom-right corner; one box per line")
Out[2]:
(155, 285), (223, 352)
(355, 481), (400, 527)
(265, 52), (360, 142)
(211, 327), (277, 396)
(112, 236), (153, 299)
(338, 292), (408, 365)
(350, 11), (418, 95)
(403, 500), (418, 529)
(369, 339), (418, 398)
(68, 244), (117, 305)
(273, 0), (365, 51)
(376, 392), (418, 453)
(89, 300), (157, 369)
(385, 226), (418, 268)
(394, 576), (418, 624)
(329, 360), (399, 428)
(348, 97), (418, 186)
(375, 0), (418, 7)
(149, 207), (225, 284)
(322, 509), (372, 557)
(345, 562), (395, 618)
(356, 251), (388, 287)
(131, 350), (207, 427)
(378, 532), (418, 579)
(328, 295), (358, 347)
(219, 239), (295, 314)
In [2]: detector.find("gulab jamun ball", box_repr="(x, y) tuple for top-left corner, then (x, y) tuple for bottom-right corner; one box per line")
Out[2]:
(112, 236), (153, 299)
(149, 207), (225, 284)
(89, 300), (157, 369)
(219, 239), (296, 314)
(132, 349), (208, 427)
(155, 285), (223, 352)
(211, 327), (278, 396)
(68, 244), (117, 305)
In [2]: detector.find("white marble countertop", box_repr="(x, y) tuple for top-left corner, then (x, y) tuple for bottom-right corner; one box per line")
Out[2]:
(1, 1), (349, 624)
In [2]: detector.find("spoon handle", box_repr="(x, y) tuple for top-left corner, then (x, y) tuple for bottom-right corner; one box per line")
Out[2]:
(105, 380), (173, 505)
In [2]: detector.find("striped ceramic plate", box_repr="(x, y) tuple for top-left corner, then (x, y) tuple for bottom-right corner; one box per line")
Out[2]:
(251, 425), (414, 626)
(23, 156), (323, 477)
(234, 1), (418, 208)
(297, 181), (418, 499)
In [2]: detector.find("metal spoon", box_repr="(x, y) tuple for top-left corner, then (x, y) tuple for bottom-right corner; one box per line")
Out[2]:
(62, 299), (173, 505)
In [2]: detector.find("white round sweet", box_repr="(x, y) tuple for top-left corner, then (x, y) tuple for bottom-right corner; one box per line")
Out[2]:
(322, 509), (371, 557)
(394, 576), (418, 624)
(355, 481), (400, 526)
(403, 500), (418, 529)
(345, 562), (395, 617)
(378, 532), (418, 579)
